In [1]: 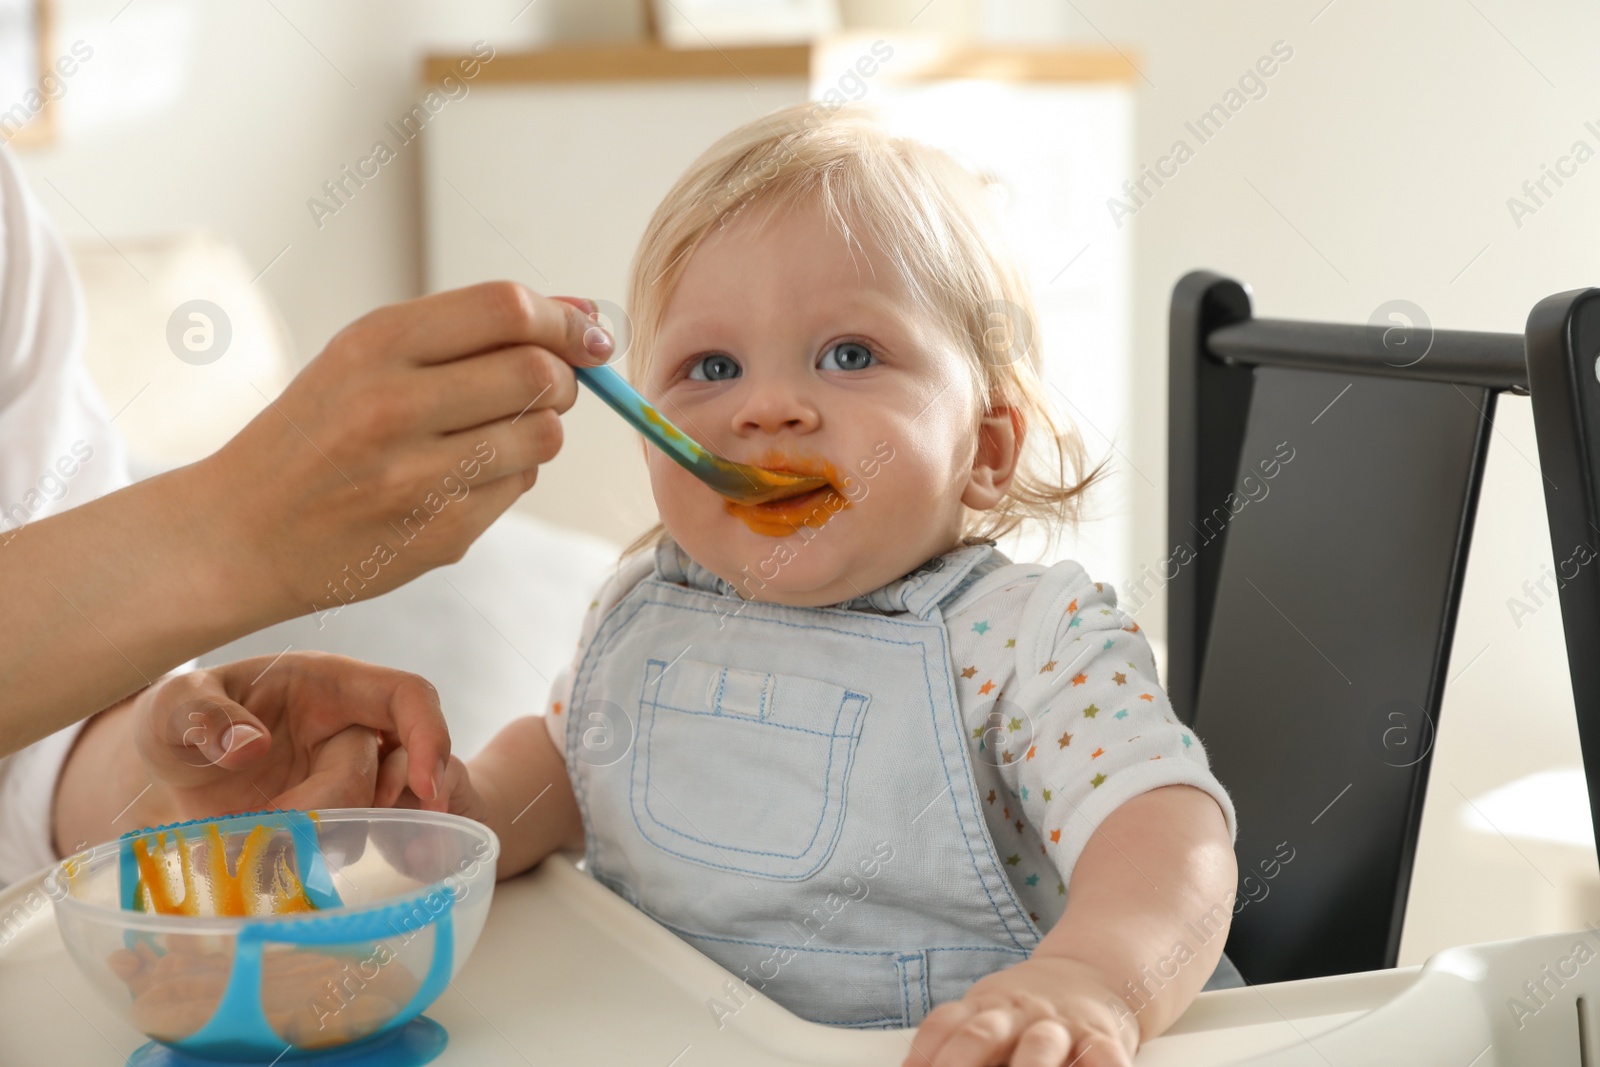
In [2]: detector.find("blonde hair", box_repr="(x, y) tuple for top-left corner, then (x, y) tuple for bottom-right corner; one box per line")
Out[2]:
(617, 100), (1111, 562)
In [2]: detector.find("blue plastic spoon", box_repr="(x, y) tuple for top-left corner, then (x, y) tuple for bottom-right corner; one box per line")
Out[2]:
(574, 363), (829, 505)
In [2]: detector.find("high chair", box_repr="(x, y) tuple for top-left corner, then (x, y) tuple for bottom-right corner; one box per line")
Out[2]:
(1165, 270), (1600, 992)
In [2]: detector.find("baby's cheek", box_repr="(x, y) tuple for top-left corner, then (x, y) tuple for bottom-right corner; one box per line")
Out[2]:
(647, 458), (701, 519)
(648, 459), (732, 557)
(874, 452), (964, 530)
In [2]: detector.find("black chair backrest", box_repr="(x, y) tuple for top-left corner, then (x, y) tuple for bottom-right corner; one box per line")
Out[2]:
(1527, 286), (1600, 889)
(1165, 271), (1530, 984)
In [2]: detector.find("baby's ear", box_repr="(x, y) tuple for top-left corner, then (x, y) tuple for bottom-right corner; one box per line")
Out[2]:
(961, 405), (1024, 510)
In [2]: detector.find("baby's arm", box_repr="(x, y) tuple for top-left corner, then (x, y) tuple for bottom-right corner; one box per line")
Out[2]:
(907, 785), (1234, 1067)
(465, 715), (585, 880)
(912, 562), (1239, 1065)
(1040, 784), (1236, 1037)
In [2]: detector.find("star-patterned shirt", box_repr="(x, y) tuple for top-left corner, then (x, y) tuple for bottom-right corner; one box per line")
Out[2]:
(542, 543), (1238, 937)
(936, 559), (1237, 930)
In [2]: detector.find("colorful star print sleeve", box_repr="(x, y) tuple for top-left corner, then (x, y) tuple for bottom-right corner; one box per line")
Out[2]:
(945, 558), (1237, 931)
(543, 551), (657, 758)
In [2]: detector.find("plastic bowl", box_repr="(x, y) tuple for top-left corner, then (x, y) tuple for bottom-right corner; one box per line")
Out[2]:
(46, 808), (498, 1063)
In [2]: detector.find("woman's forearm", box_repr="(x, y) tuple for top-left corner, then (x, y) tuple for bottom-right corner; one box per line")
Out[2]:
(1035, 784), (1239, 1043)
(0, 458), (283, 758)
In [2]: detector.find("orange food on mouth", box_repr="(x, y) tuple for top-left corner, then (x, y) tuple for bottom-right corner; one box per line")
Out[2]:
(723, 456), (850, 537)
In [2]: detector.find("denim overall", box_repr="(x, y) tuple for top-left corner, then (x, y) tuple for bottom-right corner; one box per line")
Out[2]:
(565, 536), (1036, 1028)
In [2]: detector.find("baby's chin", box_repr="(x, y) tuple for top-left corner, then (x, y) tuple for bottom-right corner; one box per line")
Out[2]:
(690, 535), (878, 608)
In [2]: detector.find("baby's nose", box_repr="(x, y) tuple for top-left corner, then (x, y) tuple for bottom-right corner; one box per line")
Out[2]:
(734, 385), (821, 434)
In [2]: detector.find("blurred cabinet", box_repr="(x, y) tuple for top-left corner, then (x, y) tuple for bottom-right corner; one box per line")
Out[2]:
(421, 36), (1136, 576)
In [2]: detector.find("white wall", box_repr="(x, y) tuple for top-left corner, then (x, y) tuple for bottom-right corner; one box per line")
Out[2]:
(12, 0), (640, 359)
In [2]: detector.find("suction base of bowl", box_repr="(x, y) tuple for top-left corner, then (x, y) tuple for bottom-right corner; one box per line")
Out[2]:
(126, 1017), (448, 1067)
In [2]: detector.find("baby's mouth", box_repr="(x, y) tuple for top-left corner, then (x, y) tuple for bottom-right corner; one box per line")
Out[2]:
(723, 456), (851, 535)
(754, 482), (831, 511)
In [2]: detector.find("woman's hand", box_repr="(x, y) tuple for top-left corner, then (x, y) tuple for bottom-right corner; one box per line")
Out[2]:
(904, 956), (1137, 1067)
(52, 652), (456, 854)
(201, 283), (615, 620)
(373, 745), (487, 825)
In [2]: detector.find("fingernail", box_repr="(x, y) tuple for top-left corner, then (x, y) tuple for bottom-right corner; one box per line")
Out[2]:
(584, 324), (614, 358)
(221, 724), (263, 754)
(432, 758), (447, 801)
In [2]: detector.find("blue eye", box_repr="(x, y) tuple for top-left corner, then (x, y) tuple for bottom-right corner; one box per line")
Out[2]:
(820, 341), (876, 371)
(687, 354), (741, 381)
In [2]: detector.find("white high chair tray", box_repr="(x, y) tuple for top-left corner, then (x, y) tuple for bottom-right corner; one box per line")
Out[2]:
(0, 851), (1591, 1065)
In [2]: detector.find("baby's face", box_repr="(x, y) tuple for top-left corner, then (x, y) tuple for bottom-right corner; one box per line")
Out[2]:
(639, 196), (996, 607)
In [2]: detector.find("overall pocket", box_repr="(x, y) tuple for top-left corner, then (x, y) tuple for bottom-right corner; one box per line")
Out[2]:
(630, 655), (870, 879)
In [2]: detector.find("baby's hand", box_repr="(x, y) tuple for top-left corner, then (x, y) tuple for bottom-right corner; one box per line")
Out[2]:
(375, 746), (489, 825)
(904, 955), (1137, 1067)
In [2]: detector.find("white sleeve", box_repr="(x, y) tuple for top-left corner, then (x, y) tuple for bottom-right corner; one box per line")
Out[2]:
(543, 550), (657, 758)
(0, 142), (133, 887)
(0, 721), (87, 884)
(0, 143), (129, 533)
(1007, 560), (1239, 889)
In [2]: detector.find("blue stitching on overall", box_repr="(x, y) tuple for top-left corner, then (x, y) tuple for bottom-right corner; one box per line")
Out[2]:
(566, 537), (1042, 1029)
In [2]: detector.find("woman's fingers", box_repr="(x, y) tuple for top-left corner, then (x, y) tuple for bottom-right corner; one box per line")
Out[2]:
(350, 281), (609, 369)
(375, 750), (471, 816)
(550, 294), (598, 317)
(434, 756), (478, 817)
(435, 403), (565, 490)
(375, 747), (411, 809)
(379, 672), (451, 804)
(252, 653), (452, 805)
(135, 673), (273, 789)
(210, 653), (450, 806)
(272, 725), (382, 811)
(178, 698), (270, 770)
(418, 343), (581, 434)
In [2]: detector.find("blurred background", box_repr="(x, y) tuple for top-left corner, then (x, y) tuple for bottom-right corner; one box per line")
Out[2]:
(6, 0), (1599, 971)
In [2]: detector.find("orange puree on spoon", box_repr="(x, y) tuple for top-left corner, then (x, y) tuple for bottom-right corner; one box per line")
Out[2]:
(724, 456), (850, 537)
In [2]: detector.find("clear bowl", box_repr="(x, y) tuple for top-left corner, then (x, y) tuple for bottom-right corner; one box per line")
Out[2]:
(46, 808), (498, 1062)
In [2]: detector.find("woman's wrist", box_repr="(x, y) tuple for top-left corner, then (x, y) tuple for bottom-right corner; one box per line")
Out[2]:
(51, 695), (172, 857)
(174, 447), (307, 628)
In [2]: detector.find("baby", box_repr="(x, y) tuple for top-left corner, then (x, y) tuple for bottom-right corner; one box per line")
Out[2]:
(408, 102), (1241, 1066)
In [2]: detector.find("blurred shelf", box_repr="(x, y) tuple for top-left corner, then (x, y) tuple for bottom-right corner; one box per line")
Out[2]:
(423, 34), (1142, 86)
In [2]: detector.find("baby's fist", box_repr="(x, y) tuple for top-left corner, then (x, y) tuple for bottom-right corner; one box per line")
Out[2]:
(904, 955), (1137, 1067)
